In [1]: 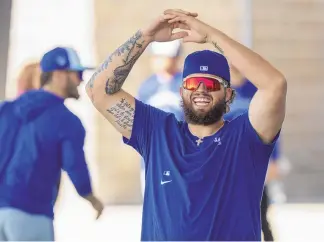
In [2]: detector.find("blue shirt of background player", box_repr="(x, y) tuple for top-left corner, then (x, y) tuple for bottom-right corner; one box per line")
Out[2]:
(224, 80), (281, 160)
(137, 72), (184, 170)
(123, 98), (279, 241)
(137, 72), (184, 121)
(0, 89), (92, 219)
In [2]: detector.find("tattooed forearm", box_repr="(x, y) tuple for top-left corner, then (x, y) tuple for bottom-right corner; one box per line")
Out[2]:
(105, 49), (142, 94)
(87, 60), (110, 89)
(105, 31), (145, 95)
(212, 41), (224, 54)
(86, 30), (146, 95)
(106, 98), (135, 132)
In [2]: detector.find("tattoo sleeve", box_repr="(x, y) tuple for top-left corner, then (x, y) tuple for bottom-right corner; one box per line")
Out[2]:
(106, 98), (135, 132)
(86, 30), (146, 95)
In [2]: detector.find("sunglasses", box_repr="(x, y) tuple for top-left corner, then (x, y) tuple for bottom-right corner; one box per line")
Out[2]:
(183, 76), (228, 92)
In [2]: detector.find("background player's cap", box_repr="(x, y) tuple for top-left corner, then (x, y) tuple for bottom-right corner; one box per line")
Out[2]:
(183, 50), (231, 84)
(150, 40), (182, 58)
(40, 47), (94, 73)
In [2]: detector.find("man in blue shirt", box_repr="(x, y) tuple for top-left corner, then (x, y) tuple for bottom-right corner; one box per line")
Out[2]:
(0, 47), (103, 241)
(137, 40), (184, 197)
(86, 9), (287, 241)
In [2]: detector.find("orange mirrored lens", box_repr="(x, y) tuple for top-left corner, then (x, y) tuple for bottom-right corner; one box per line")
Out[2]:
(183, 77), (221, 91)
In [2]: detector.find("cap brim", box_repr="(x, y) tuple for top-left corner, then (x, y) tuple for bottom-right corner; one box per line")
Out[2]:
(69, 66), (95, 71)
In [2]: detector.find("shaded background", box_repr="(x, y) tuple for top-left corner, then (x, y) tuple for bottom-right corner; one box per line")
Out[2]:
(2, 0), (324, 240)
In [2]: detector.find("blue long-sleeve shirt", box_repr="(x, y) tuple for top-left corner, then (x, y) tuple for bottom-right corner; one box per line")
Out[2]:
(0, 89), (92, 219)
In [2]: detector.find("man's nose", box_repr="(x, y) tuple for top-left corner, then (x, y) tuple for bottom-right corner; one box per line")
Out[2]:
(196, 82), (208, 92)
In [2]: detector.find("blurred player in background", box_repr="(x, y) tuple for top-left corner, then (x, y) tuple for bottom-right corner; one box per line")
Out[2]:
(0, 47), (103, 241)
(16, 62), (41, 96)
(15, 61), (66, 210)
(137, 40), (184, 198)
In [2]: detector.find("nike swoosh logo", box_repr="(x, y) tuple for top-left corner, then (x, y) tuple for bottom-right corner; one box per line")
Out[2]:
(160, 180), (172, 185)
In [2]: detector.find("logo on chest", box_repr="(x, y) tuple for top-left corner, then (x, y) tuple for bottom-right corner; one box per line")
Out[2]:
(161, 170), (172, 185)
(214, 137), (222, 146)
(195, 137), (222, 147)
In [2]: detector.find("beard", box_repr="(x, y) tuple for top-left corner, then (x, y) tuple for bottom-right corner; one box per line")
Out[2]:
(66, 78), (80, 99)
(181, 98), (226, 125)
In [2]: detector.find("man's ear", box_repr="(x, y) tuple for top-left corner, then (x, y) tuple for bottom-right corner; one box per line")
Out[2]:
(225, 88), (235, 104)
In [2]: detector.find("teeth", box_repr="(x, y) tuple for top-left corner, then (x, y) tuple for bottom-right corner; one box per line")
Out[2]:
(195, 102), (209, 106)
(193, 97), (210, 102)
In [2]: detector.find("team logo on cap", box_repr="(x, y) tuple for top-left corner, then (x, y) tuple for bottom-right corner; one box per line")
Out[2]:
(200, 66), (208, 71)
(56, 56), (66, 66)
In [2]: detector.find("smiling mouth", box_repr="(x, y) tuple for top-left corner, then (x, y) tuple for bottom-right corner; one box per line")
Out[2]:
(193, 97), (211, 107)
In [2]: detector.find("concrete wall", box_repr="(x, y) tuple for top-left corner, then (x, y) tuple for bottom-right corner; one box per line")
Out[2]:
(253, 0), (324, 202)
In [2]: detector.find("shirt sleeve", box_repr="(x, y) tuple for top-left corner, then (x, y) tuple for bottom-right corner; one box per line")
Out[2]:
(233, 113), (280, 169)
(231, 113), (280, 190)
(123, 98), (168, 159)
(61, 117), (92, 197)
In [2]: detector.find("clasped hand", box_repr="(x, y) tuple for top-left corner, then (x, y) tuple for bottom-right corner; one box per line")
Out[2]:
(142, 9), (212, 44)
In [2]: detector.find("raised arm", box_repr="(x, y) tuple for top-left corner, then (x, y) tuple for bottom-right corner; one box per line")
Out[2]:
(85, 31), (150, 139)
(85, 13), (194, 139)
(165, 9), (287, 143)
(208, 29), (286, 143)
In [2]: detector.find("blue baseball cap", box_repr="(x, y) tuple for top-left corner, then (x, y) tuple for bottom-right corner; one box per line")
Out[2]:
(183, 50), (230, 84)
(40, 47), (93, 75)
